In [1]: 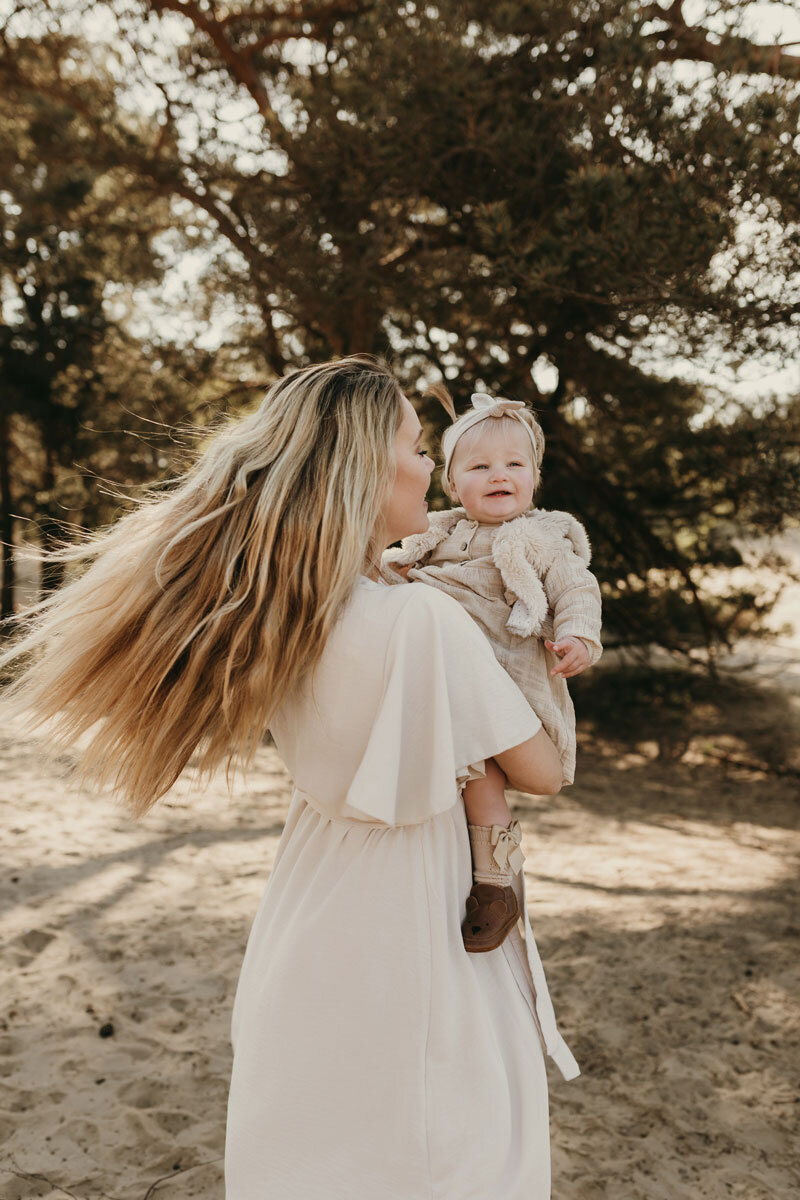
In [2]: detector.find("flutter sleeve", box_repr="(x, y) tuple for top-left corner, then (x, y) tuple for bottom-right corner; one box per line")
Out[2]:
(344, 584), (542, 827)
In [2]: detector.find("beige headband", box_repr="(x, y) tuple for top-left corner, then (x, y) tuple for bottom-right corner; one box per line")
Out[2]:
(442, 392), (539, 481)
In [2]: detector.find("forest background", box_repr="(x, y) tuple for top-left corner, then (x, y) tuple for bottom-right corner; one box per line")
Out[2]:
(2, 0), (799, 659)
(2, 4), (800, 1198)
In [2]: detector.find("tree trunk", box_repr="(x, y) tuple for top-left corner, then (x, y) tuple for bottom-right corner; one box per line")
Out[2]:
(39, 441), (65, 596)
(0, 402), (15, 622)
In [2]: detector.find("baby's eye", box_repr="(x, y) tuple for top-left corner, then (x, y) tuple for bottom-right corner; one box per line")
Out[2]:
(418, 446), (430, 456)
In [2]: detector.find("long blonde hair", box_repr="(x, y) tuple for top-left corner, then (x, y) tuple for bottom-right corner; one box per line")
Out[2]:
(0, 353), (405, 819)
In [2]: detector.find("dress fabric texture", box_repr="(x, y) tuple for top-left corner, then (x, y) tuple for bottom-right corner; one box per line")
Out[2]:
(224, 576), (579, 1199)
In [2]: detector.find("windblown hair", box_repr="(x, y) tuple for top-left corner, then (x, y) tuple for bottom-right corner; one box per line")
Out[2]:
(0, 353), (405, 819)
(437, 393), (546, 505)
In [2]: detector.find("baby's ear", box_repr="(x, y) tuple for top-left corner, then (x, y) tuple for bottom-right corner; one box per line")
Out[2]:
(440, 469), (459, 504)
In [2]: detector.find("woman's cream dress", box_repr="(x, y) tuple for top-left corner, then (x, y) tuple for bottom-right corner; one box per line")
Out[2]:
(224, 576), (580, 1199)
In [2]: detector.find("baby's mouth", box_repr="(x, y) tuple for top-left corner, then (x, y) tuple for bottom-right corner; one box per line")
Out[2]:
(486, 490), (512, 497)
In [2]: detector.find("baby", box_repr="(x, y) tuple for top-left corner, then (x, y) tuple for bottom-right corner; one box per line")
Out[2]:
(380, 391), (602, 953)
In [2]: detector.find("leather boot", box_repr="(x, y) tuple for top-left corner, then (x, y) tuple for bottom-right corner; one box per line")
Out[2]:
(461, 820), (525, 953)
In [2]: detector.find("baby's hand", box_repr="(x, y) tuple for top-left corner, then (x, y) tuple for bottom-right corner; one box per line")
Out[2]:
(544, 636), (590, 679)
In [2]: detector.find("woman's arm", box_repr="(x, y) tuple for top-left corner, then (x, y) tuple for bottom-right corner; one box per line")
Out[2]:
(494, 727), (563, 796)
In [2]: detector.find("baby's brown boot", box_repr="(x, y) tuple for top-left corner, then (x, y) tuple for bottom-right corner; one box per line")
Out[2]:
(461, 820), (525, 953)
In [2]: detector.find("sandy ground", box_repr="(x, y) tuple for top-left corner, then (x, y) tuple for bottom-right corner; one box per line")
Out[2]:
(1, 532), (799, 1199)
(1, 691), (798, 1200)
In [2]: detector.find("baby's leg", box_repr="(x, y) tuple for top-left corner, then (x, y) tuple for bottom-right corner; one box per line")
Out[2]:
(462, 756), (512, 827)
(461, 757), (521, 953)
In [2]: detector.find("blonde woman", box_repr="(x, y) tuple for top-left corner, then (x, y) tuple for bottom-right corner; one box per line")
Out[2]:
(0, 354), (580, 1199)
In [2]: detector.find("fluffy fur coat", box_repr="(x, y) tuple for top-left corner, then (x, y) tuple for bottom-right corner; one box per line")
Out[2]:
(379, 505), (600, 646)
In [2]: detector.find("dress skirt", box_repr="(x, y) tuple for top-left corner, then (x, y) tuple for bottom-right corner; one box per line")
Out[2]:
(224, 786), (551, 1200)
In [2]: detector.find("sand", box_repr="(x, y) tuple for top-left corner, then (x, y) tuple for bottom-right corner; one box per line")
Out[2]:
(2, 531), (799, 1198)
(2, 694), (798, 1200)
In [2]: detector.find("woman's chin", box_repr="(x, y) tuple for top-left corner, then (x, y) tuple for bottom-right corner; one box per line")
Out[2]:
(404, 513), (430, 537)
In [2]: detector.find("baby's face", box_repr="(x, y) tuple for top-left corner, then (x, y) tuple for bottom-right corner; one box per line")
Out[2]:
(449, 422), (535, 524)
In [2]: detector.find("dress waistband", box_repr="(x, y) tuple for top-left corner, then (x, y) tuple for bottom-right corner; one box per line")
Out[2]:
(292, 788), (580, 1080)
(291, 785), (392, 827)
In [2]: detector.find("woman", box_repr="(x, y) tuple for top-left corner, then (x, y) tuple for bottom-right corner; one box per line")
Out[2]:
(0, 353), (579, 1198)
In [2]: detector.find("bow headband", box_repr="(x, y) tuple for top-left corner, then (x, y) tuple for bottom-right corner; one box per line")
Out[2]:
(441, 392), (540, 481)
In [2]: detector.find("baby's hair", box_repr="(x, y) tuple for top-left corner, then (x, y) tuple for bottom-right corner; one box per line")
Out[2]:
(421, 383), (545, 504)
(419, 380), (456, 422)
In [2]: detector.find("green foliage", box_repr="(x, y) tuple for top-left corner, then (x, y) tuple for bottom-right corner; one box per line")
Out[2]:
(1, 0), (799, 653)
(0, 35), (228, 592)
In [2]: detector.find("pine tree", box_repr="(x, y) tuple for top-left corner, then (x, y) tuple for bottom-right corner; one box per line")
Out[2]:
(2, 1), (798, 653)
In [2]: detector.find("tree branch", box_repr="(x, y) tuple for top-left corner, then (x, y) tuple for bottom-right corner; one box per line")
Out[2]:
(147, 0), (375, 125)
(216, 2), (371, 28)
(640, 2), (800, 78)
(148, 0), (282, 127)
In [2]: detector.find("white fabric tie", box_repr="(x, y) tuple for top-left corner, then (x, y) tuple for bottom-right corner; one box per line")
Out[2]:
(490, 819), (525, 874)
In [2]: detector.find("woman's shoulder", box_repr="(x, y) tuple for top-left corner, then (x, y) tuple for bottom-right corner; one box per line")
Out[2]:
(361, 576), (461, 619)
(383, 583), (490, 663)
(394, 578), (468, 614)
(354, 576), (474, 638)
(351, 575), (445, 623)
(329, 580), (478, 693)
